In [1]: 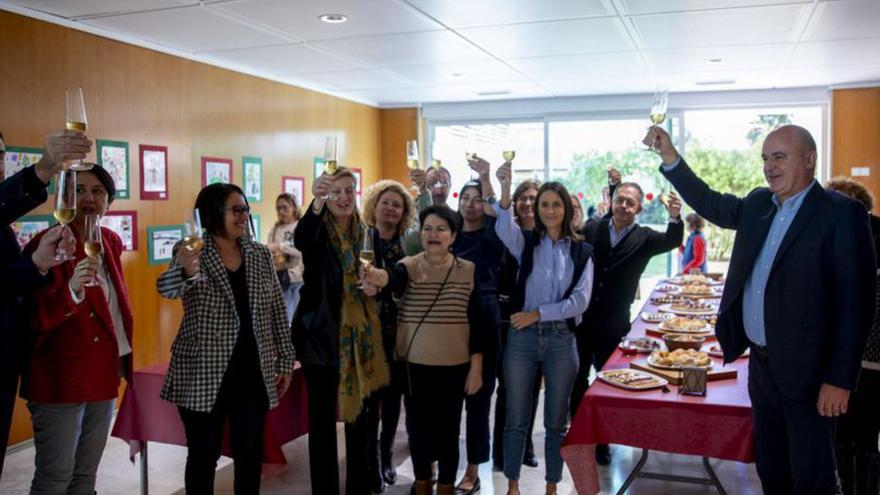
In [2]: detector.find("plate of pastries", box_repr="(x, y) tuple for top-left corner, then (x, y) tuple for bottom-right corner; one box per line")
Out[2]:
(659, 299), (718, 315)
(641, 312), (674, 324)
(648, 348), (713, 369)
(658, 316), (713, 334)
(597, 369), (668, 390)
(666, 274), (724, 286)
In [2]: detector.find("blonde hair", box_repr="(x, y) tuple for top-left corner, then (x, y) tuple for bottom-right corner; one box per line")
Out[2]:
(826, 176), (874, 211)
(361, 180), (416, 235)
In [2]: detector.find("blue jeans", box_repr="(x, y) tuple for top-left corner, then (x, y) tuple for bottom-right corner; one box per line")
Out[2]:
(503, 321), (578, 483)
(28, 400), (115, 495)
(284, 282), (303, 325)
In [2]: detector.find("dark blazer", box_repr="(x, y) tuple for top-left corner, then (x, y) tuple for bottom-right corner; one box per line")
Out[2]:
(580, 215), (683, 325)
(662, 159), (876, 399)
(291, 201), (344, 367)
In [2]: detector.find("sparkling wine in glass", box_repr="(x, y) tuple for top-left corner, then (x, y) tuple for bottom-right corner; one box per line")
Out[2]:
(53, 170), (76, 260)
(65, 88), (92, 171)
(648, 86), (669, 152)
(406, 140), (420, 170)
(502, 150), (516, 163)
(321, 137), (338, 200)
(360, 227), (375, 291)
(83, 214), (103, 287)
(182, 209), (203, 280)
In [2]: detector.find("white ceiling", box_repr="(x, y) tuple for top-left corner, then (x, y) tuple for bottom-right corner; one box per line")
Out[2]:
(3, 0), (880, 107)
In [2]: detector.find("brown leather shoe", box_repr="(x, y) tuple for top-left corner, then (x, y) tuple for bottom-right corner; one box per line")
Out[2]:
(436, 483), (455, 495)
(413, 480), (434, 495)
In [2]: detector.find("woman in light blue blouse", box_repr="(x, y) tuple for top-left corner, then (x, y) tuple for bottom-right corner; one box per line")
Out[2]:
(487, 162), (594, 495)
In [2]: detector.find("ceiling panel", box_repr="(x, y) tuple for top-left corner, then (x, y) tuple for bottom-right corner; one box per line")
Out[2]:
(293, 69), (414, 91)
(405, 0), (611, 29)
(459, 17), (633, 59)
(621, 0), (810, 15)
(8, 0), (191, 18)
(509, 51), (645, 80)
(203, 43), (363, 76)
(210, 0), (441, 42)
(803, 0), (880, 41)
(644, 44), (791, 73)
(312, 30), (489, 68)
(633, 4), (807, 49)
(789, 38), (880, 67)
(348, 80), (550, 104)
(383, 59), (525, 86)
(82, 5), (289, 52)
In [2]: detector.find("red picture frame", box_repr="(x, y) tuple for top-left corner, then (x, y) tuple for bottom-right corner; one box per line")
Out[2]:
(139, 145), (168, 200)
(281, 176), (306, 207)
(351, 167), (363, 195)
(201, 156), (233, 188)
(101, 210), (139, 251)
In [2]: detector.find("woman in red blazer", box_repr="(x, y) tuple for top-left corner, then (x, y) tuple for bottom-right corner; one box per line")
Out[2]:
(22, 164), (133, 495)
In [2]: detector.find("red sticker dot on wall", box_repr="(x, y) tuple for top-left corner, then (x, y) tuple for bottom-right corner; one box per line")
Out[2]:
(577, 192), (584, 199)
(452, 192), (459, 198)
(646, 193), (654, 201)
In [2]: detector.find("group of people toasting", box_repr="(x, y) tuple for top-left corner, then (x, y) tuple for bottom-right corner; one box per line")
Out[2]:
(1, 119), (877, 495)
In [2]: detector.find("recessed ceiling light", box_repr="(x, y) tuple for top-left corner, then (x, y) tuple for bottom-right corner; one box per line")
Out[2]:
(707, 58), (725, 64)
(695, 79), (736, 86)
(476, 90), (510, 96)
(319, 13), (347, 23)
(451, 72), (465, 77)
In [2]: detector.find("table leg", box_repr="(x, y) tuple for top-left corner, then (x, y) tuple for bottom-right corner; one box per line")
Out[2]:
(702, 456), (727, 495)
(616, 448), (649, 495)
(140, 441), (149, 495)
(615, 450), (728, 494)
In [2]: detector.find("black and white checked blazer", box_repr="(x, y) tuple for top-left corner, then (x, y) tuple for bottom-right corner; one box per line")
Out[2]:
(157, 235), (296, 412)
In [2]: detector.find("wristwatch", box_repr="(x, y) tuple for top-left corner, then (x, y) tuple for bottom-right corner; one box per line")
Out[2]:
(669, 216), (681, 224)
(485, 195), (497, 205)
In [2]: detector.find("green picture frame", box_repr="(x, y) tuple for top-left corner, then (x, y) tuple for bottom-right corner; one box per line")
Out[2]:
(242, 156), (263, 203)
(11, 214), (54, 249)
(250, 214), (262, 243)
(147, 224), (184, 266)
(313, 157), (324, 180)
(97, 139), (130, 199)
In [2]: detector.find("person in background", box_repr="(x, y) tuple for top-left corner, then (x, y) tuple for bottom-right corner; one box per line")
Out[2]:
(267, 193), (304, 324)
(0, 130), (85, 478)
(571, 168), (683, 465)
(825, 176), (880, 495)
(292, 167), (389, 495)
(157, 183), (295, 494)
(570, 195), (585, 232)
(679, 213), (708, 274)
(491, 163), (594, 495)
(22, 165), (132, 494)
(494, 178), (542, 471)
(360, 179), (416, 492)
(650, 124), (874, 494)
(363, 205), (487, 495)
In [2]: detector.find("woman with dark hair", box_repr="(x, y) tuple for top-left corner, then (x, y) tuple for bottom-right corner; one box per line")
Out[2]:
(679, 212), (708, 274)
(512, 180), (540, 231)
(267, 192), (303, 323)
(449, 176), (507, 494)
(157, 182), (295, 494)
(293, 167), (389, 495)
(360, 179), (416, 490)
(492, 163), (594, 495)
(22, 165), (132, 494)
(363, 205), (487, 495)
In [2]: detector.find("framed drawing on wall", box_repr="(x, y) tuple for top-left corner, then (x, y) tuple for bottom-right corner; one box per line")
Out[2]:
(139, 145), (168, 200)
(351, 167), (363, 194)
(147, 224), (183, 265)
(202, 156), (232, 188)
(313, 157), (324, 180)
(281, 176), (305, 208)
(249, 214), (261, 243)
(10, 214), (53, 249)
(3, 146), (42, 180)
(242, 156), (262, 203)
(101, 211), (138, 251)
(97, 139), (130, 199)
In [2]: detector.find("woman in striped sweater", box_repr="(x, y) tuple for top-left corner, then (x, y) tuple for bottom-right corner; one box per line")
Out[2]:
(364, 205), (488, 495)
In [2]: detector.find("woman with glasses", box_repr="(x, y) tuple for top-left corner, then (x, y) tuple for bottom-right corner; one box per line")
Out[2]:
(292, 167), (389, 495)
(267, 193), (304, 323)
(157, 183), (295, 494)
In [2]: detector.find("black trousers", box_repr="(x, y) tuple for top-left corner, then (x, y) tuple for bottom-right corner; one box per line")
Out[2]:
(749, 348), (837, 495)
(836, 367), (880, 494)
(463, 347), (497, 465)
(570, 317), (630, 418)
(178, 367), (268, 494)
(367, 360), (404, 488)
(405, 363), (468, 485)
(303, 364), (374, 495)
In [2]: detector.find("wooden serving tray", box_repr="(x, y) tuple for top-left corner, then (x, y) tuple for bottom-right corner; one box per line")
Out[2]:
(645, 328), (716, 340)
(630, 358), (737, 385)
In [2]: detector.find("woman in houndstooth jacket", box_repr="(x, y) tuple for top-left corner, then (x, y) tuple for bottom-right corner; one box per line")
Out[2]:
(157, 183), (295, 494)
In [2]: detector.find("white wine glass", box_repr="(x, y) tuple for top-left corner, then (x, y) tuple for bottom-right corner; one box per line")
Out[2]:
(321, 137), (338, 200)
(182, 209), (204, 280)
(648, 86), (669, 152)
(83, 214), (103, 287)
(360, 226), (375, 291)
(53, 170), (76, 261)
(406, 140), (420, 170)
(65, 88), (92, 171)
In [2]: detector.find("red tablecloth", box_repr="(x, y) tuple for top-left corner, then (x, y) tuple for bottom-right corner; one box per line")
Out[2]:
(561, 287), (755, 494)
(111, 362), (309, 464)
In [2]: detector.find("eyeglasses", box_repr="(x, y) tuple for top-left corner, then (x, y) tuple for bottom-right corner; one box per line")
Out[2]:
(224, 205), (251, 216)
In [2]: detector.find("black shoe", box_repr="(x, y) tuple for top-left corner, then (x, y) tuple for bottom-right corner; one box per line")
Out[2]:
(522, 451), (539, 468)
(595, 444), (612, 466)
(382, 464), (397, 486)
(455, 476), (480, 495)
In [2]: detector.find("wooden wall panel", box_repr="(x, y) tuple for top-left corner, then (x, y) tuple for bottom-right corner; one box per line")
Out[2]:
(380, 108), (419, 185)
(832, 88), (880, 213)
(0, 10), (409, 445)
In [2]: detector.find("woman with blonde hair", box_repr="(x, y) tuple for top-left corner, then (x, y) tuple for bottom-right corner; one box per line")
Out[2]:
(360, 179), (416, 490)
(267, 192), (303, 323)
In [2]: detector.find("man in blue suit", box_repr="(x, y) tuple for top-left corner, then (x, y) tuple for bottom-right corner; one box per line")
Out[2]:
(646, 125), (875, 494)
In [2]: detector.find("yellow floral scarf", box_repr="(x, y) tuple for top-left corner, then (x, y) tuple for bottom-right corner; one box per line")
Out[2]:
(326, 213), (389, 422)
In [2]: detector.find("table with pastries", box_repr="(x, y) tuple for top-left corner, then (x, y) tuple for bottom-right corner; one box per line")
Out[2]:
(111, 362), (309, 495)
(562, 275), (754, 495)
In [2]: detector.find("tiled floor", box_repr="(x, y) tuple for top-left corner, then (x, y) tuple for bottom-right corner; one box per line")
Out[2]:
(1, 391), (761, 495)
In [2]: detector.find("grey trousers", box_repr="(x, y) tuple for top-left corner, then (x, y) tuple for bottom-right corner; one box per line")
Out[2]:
(27, 400), (114, 495)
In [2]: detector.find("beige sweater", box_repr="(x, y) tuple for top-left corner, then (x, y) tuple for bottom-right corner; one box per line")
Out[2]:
(395, 254), (476, 366)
